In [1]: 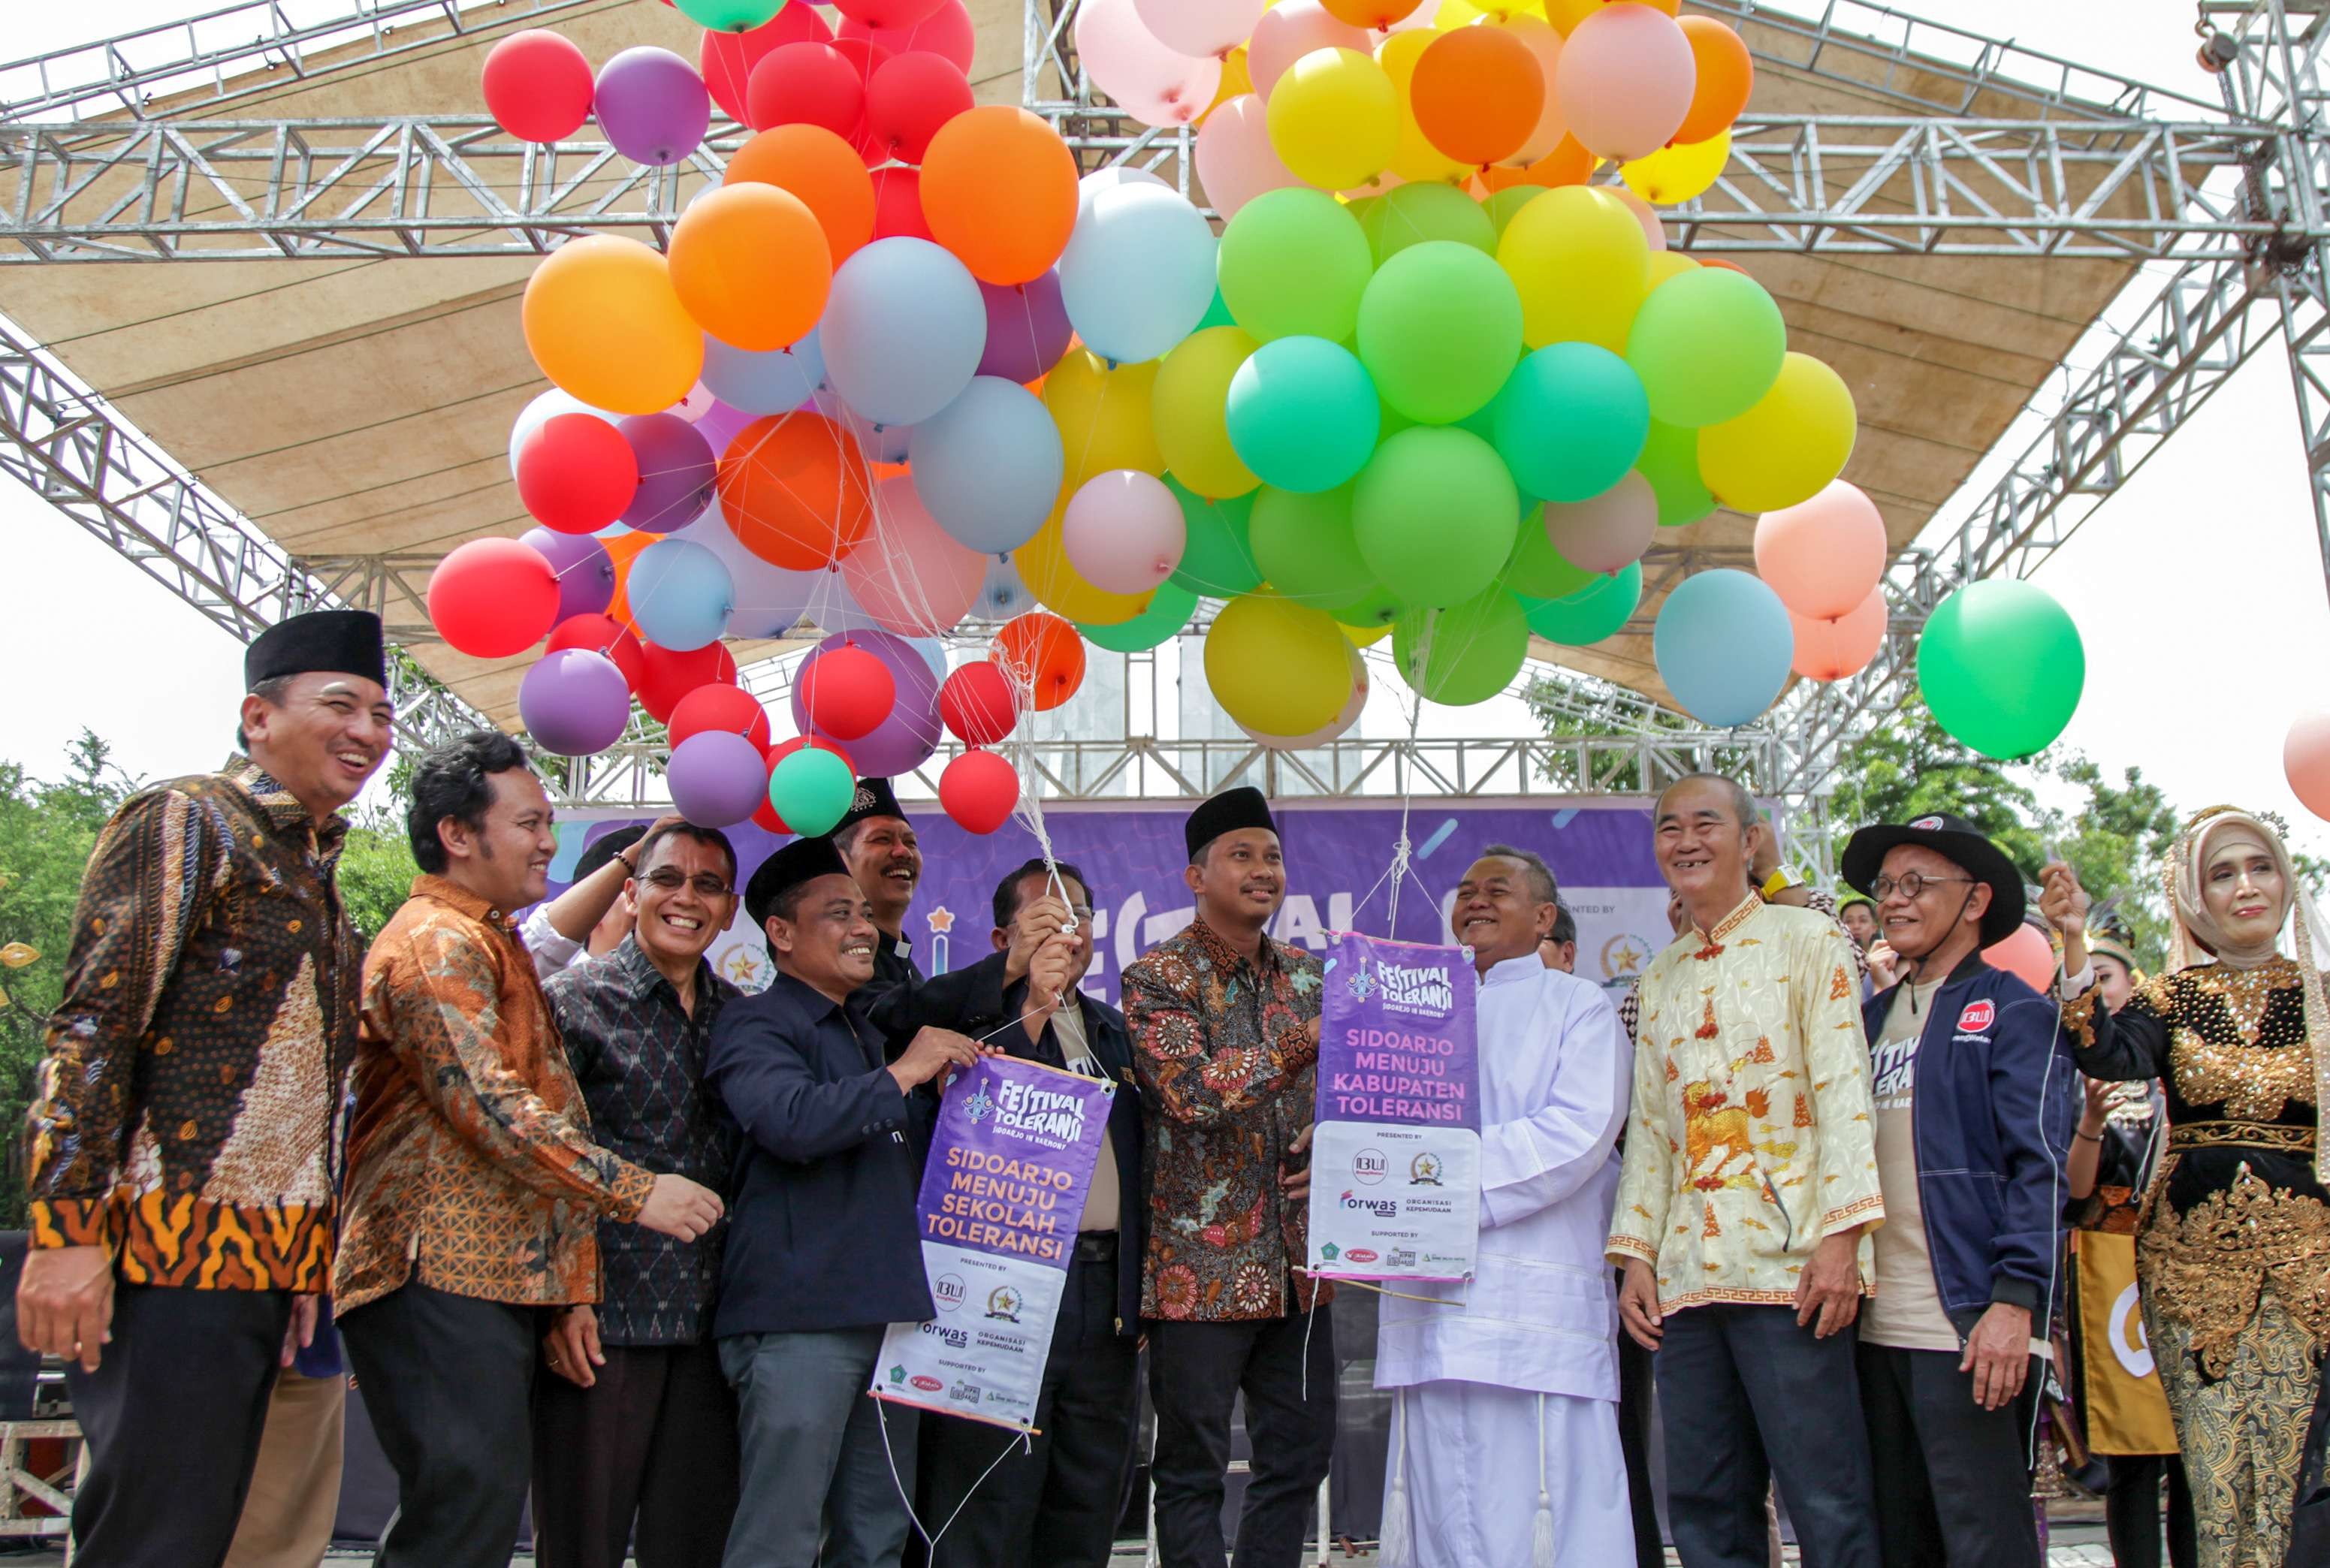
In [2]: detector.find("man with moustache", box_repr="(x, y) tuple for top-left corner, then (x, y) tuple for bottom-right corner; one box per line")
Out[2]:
(1123, 786), (1332, 1568)
(832, 777), (927, 996)
(334, 732), (726, 1568)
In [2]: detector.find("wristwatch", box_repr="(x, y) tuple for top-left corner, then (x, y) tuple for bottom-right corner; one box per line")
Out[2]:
(1759, 869), (1794, 901)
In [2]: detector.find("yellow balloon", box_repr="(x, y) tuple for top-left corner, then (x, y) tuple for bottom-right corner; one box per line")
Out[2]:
(1266, 48), (1399, 194)
(1339, 619), (1393, 647)
(1043, 349), (1163, 486)
(521, 235), (704, 416)
(1202, 47), (1252, 124)
(1696, 351), (1858, 513)
(1438, 0), (1547, 25)
(1495, 185), (1650, 352)
(1622, 131), (1731, 206)
(1204, 590), (1355, 735)
(1152, 327), (1262, 499)
(1376, 30), (1469, 185)
(1015, 511), (1154, 626)
(1643, 251), (1701, 288)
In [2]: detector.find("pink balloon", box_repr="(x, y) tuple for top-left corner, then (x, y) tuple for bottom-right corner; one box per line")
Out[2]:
(1075, 0), (1223, 129)
(1983, 924), (2058, 996)
(1789, 588), (1887, 682)
(1607, 187), (1668, 252)
(1556, 4), (1695, 161)
(1755, 480), (1888, 620)
(1247, 0), (1372, 98)
(1544, 472), (1655, 575)
(1061, 469), (1186, 593)
(2286, 710), (2330, 822)
(1135, 0), (1267, 59)
(841, 472), (989, 635)
(1498, 20), (1568, 167)
(1195, 95), (1299, 217)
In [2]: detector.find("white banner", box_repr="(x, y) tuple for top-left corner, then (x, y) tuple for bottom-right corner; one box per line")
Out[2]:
(1308, 1120), (1482, 1283)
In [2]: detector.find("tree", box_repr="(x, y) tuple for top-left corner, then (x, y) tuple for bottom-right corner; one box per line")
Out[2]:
(1821, 697), (2054, 878)
(339, 807), (418, 944)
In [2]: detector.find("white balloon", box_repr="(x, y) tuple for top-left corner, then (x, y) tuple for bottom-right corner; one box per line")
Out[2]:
(509, 389), (617, 480)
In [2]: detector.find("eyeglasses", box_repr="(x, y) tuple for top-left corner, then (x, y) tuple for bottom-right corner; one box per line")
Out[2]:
(639, 869), (734, 900)
(1871, 872), (1973, 903)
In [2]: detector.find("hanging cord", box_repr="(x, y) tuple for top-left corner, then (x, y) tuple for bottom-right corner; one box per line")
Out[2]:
(1530, 1391), (1555, 1567)
(877, 1395), (1031, 1558)
(1378, 1387), (1414, 1568)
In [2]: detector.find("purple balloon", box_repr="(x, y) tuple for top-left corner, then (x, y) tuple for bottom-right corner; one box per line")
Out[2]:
(693, 397), (755, 458)
(789, 629), (943, 777)
(593, 47), (711, 167)
(976, 271), (1074, 384)
(667, 730), (770, 828)
(619, 413), (716, 534)
(520, 649), (632, 756)
(523, 526), (616, 623)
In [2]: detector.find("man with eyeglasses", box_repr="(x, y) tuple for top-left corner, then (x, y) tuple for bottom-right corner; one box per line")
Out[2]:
(532, 822), (748, 1568)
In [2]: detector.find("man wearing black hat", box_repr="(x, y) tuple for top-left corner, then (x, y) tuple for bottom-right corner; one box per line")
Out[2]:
(709, 837), (985, 1568)
(833, 776), (927, 994)
(1122, 786), (1333, 1568)
(1840, 813), (2077, 1568)
(17, 609), (395, 1565)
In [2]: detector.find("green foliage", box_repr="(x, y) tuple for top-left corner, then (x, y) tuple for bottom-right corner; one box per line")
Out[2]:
(338, 808), (418, 945)
(1824, 697), (2052, 879)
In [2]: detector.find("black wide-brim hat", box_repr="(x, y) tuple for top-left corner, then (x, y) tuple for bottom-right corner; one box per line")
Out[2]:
(1841, 812), (2027, 948)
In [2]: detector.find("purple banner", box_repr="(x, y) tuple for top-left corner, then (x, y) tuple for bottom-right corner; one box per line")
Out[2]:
(1317, 931), (1479, 1132)
(919, 1054), (1113, 1269)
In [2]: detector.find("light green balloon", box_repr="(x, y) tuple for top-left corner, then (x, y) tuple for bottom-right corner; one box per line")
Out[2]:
(1637, 419), (1716, 526)
(1504, 506), (1595, 599)
(1351, 426), (1520, 608)
(1079, 581), (1199, 653)
(1331, 584), (1407, 628)
(1164, 478), (1263, 596)
(1917, 580), (2086, 758)
(1357, 241), (1524, 426)
(1482, 186), (1540, 239)
(1360, 182), (1497, 265)
(1217, 188), (1375, 344)
(1250, 483), (1378, 608)
(1520, 562), (1642, 645)
(1625, 269), (1788, 428)
(1393, 589), (1529, 705)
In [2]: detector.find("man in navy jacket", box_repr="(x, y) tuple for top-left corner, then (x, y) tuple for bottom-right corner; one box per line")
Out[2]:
(1841, 813), (2076, 1568)
(708, 836), (983, 1568)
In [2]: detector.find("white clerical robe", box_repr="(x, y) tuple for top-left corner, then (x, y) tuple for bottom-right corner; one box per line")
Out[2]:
(1375, 954), (1634, 1568)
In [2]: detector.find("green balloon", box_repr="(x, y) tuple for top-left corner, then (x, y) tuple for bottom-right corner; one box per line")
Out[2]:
(1520, 562), (1643, 645)
(1330, 584), (1407, 628)
(1493, 343), (1650, 504)
(1625, 268), (1788, 428)
(1224, 336), (1381, 494)
(1250, 483), (1378, 608)
(1195, 285), (1235, 332)
(1356, 240), (1524, 425)
(675, 0), (784, 29)
(1352, 426), (1520, 608)
(1916, 580), (2086, 759)
(1393, 589), (1529, 705)
(1638, 419), (1716, 527)
(769, 745), (855, 837)
(1482, 185), (1540, 239)
(1218, 188), (1375, 345)
(1360, 182), (1497, 266)
(1504, 506), (1596, 599)
(1165, 478), (1263, 596)
(1079, 581), (1199, 652)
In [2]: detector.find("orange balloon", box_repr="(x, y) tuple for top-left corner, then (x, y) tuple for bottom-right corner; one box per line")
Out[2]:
(1323, 0), (1422, 24)
(1674, 17), (1755, 145)
(717, 410), (874, 569)
(723, 124), (877, 263)
(1478, 133), (1595, 192)
(992, 611), (1087, 711)
(669, 182), (833, 351)
(521, 235), (704, 416)
(1411, 26), (1543, 169)
(1700, 257), (1751, 276)
(919, 106), (1080, 286)
(602, 528), (659, 626)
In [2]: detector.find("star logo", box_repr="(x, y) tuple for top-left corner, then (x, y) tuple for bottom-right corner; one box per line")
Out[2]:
(926, 906), (956, 935)
(1601, 935), (1649, 980)
(963, 1086), (995, 1125)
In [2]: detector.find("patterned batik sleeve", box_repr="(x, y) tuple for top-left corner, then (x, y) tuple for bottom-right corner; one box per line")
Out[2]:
(1607, 988), (1674, 1268)
(382, 920), (653, 1220)
(1797, 920), (1885, 1240)
(26, 789), (222, 1250)
(1123, 958), (1315, 1126)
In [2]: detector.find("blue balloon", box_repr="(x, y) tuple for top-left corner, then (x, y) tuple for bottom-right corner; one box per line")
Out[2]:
(907, 376), (1066, 553)
(700, 330), (824, 416)
(1058, 182), (1218, 366)
(627, 538), (735, 653)
(1652, 568), (1794, 727)
(820, 237), (986, 427)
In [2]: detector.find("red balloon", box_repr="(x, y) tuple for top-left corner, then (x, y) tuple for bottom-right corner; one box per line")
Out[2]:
(864, 53), (973, 164)
(839, 0), (974, 74)
(756, 734), (857, 831)
(517, 414), (638, 535)
(871, 165), (933, 240)
(798, 643), (898, 740)
(992, 612), (1085, 712)
(430, 538), (561, 658)
(635, 639), (739, 723)
(746, 42), (866, 137)
(940, 748), (1020, 835)
(669, 683), (774, 750)
(547, 612), (649, 692)
(702, 5), (834, 125)
(940, 660), (1020, 745)
(833, 0), (946, 31)
(482, 30), (596, 143)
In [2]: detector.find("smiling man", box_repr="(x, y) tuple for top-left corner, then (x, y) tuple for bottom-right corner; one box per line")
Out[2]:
(832, 776), (925, 993)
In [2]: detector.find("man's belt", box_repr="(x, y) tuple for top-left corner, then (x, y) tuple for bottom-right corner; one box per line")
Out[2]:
(1073, 1231), (1119, 1265)
(2168, 1120), (2316, 1155)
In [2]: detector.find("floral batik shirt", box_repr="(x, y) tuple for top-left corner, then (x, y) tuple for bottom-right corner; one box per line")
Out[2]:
(1124, 915), (1329, 1321)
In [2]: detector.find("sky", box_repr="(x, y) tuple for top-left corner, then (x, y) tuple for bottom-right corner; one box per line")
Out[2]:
(4, 0), (2324, 858)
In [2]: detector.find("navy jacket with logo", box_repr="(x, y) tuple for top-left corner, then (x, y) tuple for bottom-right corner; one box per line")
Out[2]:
(1860, 956), (2078, 1316)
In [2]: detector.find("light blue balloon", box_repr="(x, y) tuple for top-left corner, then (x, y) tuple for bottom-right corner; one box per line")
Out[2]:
(1058, 182), (1218, 366)
(1652, 568), (1794, 727)
(820, 237), (986, 427)
(700, 329), (825, 416)
(627, 537), (735, 653)
(907, 376), (1065, 553)
(1224, 336), (1380, 494)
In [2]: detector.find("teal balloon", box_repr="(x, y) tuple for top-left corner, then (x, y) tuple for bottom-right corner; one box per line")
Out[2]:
(1359, 182), (1496, 265)
(1352, 426), (1520, 608)
(1197, 286), (1235, 332)
(768, 745), (856, 837)
(1079, 581), (1199, 652)
(1916, 580), (2085, 758)
(1393, 589), (1529, 706)
(1493, 344), (1649, 504)
(1638, 418), (1716, 526)
(1520, 562), (1641, 645)
(1356, 240), (1524, 426)
(1224, 337), (1381, 494)
(1249, 483), (1376, 608)
(1626, 269), (1788, 429)
(1165, 478), (1263, 596)
(675, 0), (784, 29)
(1652, 568), (1794, 727)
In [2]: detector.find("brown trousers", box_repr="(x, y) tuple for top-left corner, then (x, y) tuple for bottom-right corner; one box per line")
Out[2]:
(223, 1370), (346, 1568)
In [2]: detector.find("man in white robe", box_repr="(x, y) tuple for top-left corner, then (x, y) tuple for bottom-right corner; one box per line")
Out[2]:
(1376, 845), (1635, 1567)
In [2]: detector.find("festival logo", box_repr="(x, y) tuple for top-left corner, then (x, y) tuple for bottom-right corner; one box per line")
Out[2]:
(985, 1285), (1024, 1323)
(1409, 1151), (1445, 1187)
(991, 1077), (1093, 1144)
(1370, 957), (1457, 1020)
(1957, 1000), (1996, 1034)
(1353, 1148), (1390, 1186)
(962, 1085), (995, 1125)
(1347, 963), (1378, 1003)
(934, 1274), (966, 1313)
